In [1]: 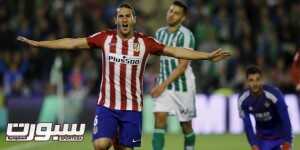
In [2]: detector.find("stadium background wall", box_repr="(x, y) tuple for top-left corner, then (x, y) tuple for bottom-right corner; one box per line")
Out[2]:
(2, 94), (300, 135)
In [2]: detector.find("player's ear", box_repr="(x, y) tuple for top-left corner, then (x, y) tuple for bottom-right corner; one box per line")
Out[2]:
(132, 15), (136, 24)
(114, 16), (117, 25)
(181, 15), (186, 22)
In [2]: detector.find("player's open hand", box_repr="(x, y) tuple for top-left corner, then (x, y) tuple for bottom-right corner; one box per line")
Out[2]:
(209, 48), (231, 62)
(17, 36), (39, 47)
(281, 142), (291, 150)
(150, 84), (166, 98)
(251, 145), (260, 150)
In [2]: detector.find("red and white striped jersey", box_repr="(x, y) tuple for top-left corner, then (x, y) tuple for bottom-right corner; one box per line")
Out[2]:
(87, 30), (165, 111)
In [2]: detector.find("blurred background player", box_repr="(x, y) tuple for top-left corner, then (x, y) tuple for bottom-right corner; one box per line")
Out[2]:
(150, 1), (196, 150)
(290, 49), (300, 92)
(17, 2), (230, 150)
(238, 66), (293, 150)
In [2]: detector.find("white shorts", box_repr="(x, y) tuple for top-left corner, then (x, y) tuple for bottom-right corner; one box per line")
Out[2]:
(153, 89), (196, 122)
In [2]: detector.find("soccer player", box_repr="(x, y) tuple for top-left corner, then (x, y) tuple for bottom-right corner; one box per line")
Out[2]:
(150, 1), (197, 150)
(290, 49), (300, 92)
(238, 66), (293, 150)
(17, 3), (230, 150)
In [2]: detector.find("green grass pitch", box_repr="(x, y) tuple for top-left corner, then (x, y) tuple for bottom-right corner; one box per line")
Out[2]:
(1, 133), (299, 150)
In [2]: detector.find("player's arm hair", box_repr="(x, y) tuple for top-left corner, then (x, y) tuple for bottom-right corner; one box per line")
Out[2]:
(17, 36), (90, 50)
(161, 59), (188, 87)
(162, 46), (211, 60)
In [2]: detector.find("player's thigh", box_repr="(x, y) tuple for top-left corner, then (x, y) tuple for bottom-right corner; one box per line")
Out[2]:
(173, 91), (196, 122)
(92, 106), (118, 141)
(180, 121), (193, 134)
(259, 143), (272, 150)
(119, 111), (142, 148)
(93, 137), (112, 150)
(258, 140), (281, 150)
(173, 90), (196, 110)
(153, 90), (174, 113)
(271, 146), (281, 150)
(154, 112), (168, 128)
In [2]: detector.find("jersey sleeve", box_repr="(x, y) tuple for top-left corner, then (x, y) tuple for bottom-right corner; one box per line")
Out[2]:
(267, 87), (293, 143)
(144, 36), (165, 55)
(178, 30), (195, 49)
(242, 113), (258, 146)
(86, 31), (106, 49)
(238, 92), (258, 146)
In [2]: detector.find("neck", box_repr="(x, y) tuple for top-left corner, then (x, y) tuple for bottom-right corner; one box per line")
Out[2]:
(117, 30), (134, 40)
(167, 24), (181, 33)
(251, 89), (263, 97)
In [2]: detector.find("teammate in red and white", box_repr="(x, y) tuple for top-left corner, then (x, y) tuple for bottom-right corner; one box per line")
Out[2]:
(290, 49), (300, 92)
(17, 3), (230, 150)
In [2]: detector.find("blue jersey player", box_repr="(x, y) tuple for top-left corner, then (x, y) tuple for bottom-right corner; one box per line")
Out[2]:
(238, 66), (293, 150)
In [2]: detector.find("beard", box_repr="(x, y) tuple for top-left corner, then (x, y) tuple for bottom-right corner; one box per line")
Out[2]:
(167, 18), (182, 27)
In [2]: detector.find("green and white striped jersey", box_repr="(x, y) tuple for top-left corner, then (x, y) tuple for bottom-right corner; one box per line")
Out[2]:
(155, 25), (196, 92)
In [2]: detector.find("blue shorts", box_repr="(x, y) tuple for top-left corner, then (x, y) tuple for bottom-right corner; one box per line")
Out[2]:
(257, 138), (286, 150)
(92, 106), (142, 147)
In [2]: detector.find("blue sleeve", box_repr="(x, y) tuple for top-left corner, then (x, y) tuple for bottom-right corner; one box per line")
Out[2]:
(242, 112), (258, 146)
(272, 88), (293, 143)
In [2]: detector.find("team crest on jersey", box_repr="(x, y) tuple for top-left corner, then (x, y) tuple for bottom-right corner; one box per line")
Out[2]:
(133, 43), (140, 52)
(249, 106), (253, 111)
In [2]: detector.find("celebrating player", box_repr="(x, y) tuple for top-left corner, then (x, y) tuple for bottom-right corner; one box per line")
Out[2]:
(150, 1), (197, 150)
(17, 3), (230, 150)
(238, 66), (293, 150)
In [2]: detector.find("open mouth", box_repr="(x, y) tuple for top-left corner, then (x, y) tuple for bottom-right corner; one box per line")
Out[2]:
(122, 24), (128, 28)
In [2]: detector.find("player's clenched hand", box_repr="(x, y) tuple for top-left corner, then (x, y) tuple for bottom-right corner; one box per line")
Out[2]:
(208, 48), (231, 62)
(281, 142), (291, 150)
(17, 36), (40, 47)
(150, 84), (166, 98)
(251, 145), (260, 150)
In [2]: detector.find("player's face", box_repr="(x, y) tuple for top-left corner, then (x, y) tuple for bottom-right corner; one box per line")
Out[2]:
(166, 5), (185, 27)
(247, 73), (263, 94)
(115, 7), (136, 37)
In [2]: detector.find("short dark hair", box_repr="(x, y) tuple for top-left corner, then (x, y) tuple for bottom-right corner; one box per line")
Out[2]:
(172, 0), (188, 14)
(117, 3), (136, 16)
(246, 66), (262, 78)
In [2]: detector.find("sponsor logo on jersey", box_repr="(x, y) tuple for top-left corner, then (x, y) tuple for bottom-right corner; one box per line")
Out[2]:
(108, 53), (142, 65)
(255, 112), (272, 121)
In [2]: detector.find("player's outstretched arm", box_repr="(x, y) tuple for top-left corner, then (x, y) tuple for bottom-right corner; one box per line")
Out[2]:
(162, 47), (231, 62)
(17, 36), (90, 50)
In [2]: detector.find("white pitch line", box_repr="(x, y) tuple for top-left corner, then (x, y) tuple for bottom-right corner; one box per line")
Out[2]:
(3, 142), (49, 150)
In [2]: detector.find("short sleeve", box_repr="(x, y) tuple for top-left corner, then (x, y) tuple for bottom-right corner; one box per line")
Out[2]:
(86, 31), (106, 49)
(183, 32), (195, 49)
(144, 36), (165, 55)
